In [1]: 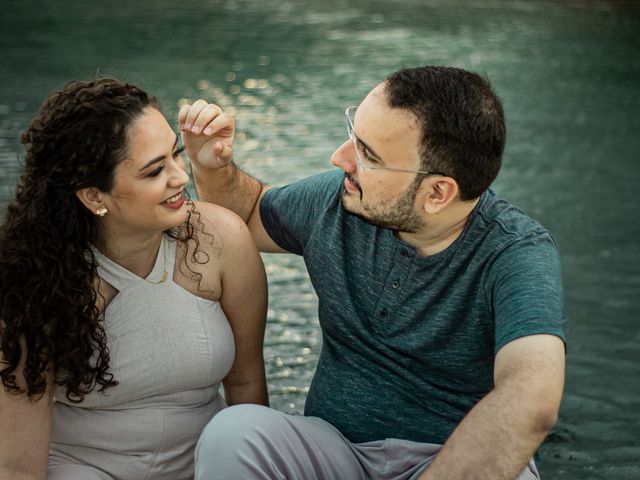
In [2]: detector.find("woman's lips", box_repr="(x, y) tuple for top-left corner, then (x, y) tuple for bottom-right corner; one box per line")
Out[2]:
(162, 191), (185, 209)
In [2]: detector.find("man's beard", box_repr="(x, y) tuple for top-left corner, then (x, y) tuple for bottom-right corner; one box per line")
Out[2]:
(341, 173), (424, 233)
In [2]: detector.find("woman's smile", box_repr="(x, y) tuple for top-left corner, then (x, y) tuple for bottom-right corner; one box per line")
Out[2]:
(162, 190), (185, 209)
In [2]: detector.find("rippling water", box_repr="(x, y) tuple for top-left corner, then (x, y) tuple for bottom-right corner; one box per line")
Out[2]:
(1, 1), (639, 477)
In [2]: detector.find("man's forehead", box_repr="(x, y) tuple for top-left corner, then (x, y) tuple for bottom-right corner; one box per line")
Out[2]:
(359, 82), (386, 110)
(358, 88), (420, 141)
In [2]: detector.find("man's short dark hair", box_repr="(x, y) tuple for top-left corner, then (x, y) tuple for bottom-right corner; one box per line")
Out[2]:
(384, 66), (506, 200)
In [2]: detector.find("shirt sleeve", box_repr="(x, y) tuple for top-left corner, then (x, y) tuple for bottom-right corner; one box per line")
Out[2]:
(259, 170), (344, 255)
(489, 231), (567, 353)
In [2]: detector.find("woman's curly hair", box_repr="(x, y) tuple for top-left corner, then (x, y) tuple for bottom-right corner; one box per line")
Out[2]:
(0, 78), (206, 402)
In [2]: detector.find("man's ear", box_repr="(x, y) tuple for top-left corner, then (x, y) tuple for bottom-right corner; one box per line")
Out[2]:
(421, 176), (459, 214)
(75, 187), (107, 215)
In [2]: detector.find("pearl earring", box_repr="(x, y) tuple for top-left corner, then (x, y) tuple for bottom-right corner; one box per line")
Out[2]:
(96, 207), (108, 217)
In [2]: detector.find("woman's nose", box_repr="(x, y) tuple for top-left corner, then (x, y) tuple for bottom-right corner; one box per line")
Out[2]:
(168, 158), (189, 187)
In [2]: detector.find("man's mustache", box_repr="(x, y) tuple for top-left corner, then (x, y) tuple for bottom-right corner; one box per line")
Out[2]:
(346, 173), (364, 200)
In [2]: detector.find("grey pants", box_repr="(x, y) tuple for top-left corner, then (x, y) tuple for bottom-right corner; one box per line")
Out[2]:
(48, 464), (112, 480)
(195, 404), (540, 480)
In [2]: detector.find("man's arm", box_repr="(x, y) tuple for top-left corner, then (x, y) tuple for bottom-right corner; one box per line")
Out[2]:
(190, 160), (262, 223)
(420, 334), (565, 480)
(179, 100), (286, 253)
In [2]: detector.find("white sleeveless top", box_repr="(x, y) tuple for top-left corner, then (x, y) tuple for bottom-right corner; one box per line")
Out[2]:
(49, 234), (235, 480)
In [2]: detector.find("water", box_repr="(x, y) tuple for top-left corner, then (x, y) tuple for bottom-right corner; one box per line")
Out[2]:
(1, 1), (639, 477)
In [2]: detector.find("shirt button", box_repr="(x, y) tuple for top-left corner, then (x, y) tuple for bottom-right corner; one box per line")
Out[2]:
(400, 249), (409, 257)
(392, 281), (400, 289)
(380, 308), (388, 317)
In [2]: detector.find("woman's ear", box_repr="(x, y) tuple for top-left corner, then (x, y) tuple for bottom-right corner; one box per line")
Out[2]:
(421, 176), (459, 215)
(76, 187), (108, 216)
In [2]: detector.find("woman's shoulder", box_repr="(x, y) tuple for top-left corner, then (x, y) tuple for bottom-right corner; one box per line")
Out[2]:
(191, 200), (249, 237)
(189, 201), (254, 257)
(173, 201), (255, 299)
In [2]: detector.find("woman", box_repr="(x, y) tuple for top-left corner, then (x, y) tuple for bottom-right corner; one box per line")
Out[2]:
(0, 78), (268, 480)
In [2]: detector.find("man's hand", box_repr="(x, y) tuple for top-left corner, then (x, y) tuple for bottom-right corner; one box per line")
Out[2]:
(179, 100), (235, 169)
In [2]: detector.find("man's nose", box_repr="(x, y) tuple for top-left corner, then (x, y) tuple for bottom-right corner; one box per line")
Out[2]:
(330, 139), (357, 173)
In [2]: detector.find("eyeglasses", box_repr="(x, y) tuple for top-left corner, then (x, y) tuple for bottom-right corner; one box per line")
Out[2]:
(345, 105), (446, 176)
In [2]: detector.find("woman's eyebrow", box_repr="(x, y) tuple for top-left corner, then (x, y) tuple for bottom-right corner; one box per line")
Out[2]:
(138, 136), (178, 172)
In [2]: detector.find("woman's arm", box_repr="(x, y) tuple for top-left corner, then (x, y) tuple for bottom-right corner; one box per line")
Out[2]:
(0, 342), (53, 480)
(194, 202), (269, 406)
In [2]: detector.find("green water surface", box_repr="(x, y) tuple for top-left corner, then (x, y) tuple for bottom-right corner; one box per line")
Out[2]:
(1, 1), (639, 477)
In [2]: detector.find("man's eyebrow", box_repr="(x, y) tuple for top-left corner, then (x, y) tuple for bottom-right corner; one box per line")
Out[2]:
(138, 136), (179, 172)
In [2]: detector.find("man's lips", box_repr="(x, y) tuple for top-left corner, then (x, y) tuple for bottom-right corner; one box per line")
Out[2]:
(344, 174), (361, 194)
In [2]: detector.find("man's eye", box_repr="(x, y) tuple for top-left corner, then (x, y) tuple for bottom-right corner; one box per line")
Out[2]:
(355, 138), (379, 165)
(356, 139), (369, 157)
(361, 147), (376, 163)
(364, 149), (376, 162)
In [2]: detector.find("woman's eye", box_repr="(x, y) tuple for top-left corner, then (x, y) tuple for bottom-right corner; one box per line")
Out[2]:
(148, 166), (164, 177)
(173, 145), (185, 158)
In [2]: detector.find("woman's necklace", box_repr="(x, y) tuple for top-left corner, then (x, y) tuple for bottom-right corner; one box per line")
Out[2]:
(144, 236), (168, 284)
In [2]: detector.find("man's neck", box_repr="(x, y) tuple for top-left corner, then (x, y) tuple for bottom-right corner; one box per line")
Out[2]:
(398, 197), (480, 257)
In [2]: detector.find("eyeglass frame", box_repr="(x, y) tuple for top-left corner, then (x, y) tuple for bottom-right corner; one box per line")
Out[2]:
(345, 105), (447, 177)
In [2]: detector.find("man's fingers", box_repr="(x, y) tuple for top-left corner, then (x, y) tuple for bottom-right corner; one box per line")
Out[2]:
(191, 104), (223, 134)
(203, 112), (234, 137)
(216, 141), (233, 161)
(181, 99), (209, 130)
(179, 102), (231, 137)
(179, 100), (235, 169)
(178, 104), (189, 128)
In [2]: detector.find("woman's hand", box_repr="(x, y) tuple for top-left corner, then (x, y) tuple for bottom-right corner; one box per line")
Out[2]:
(179, 100), (235, 169)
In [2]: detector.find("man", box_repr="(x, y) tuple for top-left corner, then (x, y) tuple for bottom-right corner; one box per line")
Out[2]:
(180, 66), (566, 480)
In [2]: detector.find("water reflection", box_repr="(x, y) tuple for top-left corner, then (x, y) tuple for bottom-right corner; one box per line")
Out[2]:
(1, 1), (639, 477)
